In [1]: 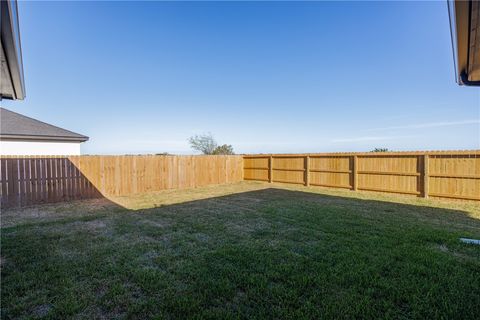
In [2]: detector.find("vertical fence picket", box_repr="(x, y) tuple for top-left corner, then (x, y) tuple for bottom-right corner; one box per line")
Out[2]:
(0, 158), (7, 207)
(1, 152), (476, 208)
(8, 159), (18, 207)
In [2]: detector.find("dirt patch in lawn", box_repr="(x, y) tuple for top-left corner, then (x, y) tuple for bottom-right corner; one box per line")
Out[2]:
(1, 198), (122, 228)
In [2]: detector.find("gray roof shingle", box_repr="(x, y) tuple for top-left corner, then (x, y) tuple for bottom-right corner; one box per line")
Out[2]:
(0, 107), (88, 142)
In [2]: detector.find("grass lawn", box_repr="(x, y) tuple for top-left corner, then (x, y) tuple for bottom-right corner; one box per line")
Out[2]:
(1, 181), (479, 319)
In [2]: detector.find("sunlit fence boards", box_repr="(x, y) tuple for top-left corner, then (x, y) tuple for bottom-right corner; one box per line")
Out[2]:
(0, 155), (243, 208)
(428, 154), (480, 200)
(1, 151), (478, 208)
(244, 151), (480, 201)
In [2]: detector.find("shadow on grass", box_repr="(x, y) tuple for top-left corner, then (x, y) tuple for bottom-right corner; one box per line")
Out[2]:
(122, 187), (480, 232)
(1, 187), (480, 319)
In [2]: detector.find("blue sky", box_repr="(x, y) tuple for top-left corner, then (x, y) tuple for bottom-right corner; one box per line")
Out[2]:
(2, 1), (479, 154)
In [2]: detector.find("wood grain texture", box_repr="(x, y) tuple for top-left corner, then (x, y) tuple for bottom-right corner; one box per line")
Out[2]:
(243, 151), (480, 201)
(1, 155), (243, 207)
(2, 152), (478, 207)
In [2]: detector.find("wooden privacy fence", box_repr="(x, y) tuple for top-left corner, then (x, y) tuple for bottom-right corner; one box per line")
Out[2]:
(1, 151), (479, 208)
(244, 151), (480, 201)
(0, 155), (243, 208)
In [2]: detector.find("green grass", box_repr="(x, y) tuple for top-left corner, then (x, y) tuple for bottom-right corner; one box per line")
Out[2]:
(1, 182), (480, 319)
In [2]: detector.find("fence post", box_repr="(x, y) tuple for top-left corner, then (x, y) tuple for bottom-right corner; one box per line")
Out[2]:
(423, 154), (429, 198)
(269, 156), (273, 183)
(305, 155), (310, 186)
(352, 155), (358, 191)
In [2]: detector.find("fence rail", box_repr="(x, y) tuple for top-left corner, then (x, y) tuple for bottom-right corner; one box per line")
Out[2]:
(0, 155), (243, 208)
(243, 151), (480, 201)
(1, 151), (479, 208)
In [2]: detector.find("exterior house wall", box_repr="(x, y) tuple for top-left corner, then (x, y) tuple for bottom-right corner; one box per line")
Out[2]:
(0, 140), (81, 155)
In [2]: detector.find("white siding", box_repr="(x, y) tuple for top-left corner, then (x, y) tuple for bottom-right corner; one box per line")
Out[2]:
(0, 140), (82, 155)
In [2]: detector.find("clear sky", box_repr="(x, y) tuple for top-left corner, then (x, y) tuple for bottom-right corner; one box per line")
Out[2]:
(2, 0), (479, 154)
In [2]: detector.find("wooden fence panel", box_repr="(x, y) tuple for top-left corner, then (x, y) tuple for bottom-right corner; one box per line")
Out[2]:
(271, 156), (304, 184)
(243, 156), (269, 182)
(243, 151), (480, 201)
(3, 152), (478, 207)
(428, 154), (480, 200)
(309, 156), (352, 188)
(0, 155), (244, 207)
(357, 155), (420, 195)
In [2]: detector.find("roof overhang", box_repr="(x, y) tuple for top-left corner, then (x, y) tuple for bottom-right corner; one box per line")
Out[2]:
(0, 134), (89, 142)
(1, 0), (25, 99)
(448, 0), (480, 86)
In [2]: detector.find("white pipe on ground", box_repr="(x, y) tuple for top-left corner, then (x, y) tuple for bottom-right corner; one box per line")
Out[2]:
(460, 238), (480, 245)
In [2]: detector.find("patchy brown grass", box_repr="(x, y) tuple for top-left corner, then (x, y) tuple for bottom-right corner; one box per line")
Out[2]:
(3, 181), (478, 229)
(2, 182), (479, 319)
